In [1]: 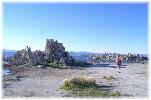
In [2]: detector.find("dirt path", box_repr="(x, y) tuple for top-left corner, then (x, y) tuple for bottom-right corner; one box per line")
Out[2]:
(3, 63), (148, 98)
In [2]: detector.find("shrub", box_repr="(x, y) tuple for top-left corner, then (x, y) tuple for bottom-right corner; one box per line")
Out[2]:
(45, 63), (64, 68)
(62, 76), (123, 97)
(103, 75), (114, 80)
(77, 87), (122, 97)
(63, 76), (96, 90)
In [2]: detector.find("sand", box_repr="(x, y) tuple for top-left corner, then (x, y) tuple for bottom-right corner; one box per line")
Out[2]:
(2, 62), (149, 98)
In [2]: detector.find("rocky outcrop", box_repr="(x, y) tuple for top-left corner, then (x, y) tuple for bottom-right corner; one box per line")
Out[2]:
(32, 50), (45, 66)
(4, 46), (38, 66)
(45, 39), (74, 65)
(89, 52), (148, 63)
(4, 39), (75, 67)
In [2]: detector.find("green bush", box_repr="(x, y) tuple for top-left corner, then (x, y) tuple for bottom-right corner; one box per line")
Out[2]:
(63, 76), (96, 90)
(62, 76), (122, 97)
(45, 63), (64, 68)
(73, 87), (122, 97)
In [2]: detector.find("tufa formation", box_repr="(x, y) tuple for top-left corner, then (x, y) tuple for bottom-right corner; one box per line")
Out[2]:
(4, 39), (75, 66)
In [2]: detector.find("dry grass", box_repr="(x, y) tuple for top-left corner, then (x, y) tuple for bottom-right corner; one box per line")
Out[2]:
(62, 76), (122, 97)
(103, 75), (115, 81)
(63, 76), (96, 90)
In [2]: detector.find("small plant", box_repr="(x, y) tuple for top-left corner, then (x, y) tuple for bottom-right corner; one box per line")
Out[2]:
(103, 75), (114, 81)
(63, 76), (96, 90)
(46, 63), (64, 68)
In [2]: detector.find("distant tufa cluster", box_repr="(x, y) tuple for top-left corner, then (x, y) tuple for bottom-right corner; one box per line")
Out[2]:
(4, 39), (75, 66)
(89, 52), (148, 63)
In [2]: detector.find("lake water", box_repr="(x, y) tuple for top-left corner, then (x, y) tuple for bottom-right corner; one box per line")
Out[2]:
(3, 51), (16, 58)
(3, 69), (11, 75)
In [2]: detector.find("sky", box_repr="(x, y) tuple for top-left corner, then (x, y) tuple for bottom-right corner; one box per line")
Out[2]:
(3, 3), (148, 54)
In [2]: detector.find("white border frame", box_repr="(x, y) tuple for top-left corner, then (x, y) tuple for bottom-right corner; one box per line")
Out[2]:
(0, 0), (150, 100)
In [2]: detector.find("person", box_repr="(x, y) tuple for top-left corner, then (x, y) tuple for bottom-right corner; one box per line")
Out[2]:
(115, 55), (122, 73)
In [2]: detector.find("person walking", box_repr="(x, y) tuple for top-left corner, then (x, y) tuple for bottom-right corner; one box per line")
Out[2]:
(115, 55), (122, 73)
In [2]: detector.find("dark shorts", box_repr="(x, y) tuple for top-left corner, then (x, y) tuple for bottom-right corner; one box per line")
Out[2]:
(117, 62), (121, 65)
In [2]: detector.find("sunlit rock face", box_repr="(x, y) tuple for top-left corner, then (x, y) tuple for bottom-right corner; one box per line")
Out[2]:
(45, 39), (75, 65)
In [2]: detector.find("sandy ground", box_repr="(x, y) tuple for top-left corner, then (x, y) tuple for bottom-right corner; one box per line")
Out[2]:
(2, 62), (149, 98)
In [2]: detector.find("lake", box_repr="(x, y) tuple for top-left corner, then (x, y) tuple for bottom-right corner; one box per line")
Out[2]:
(3, 69), (11, 75)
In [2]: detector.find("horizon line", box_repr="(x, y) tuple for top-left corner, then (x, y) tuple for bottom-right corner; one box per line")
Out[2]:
(2, 49), (149, 54)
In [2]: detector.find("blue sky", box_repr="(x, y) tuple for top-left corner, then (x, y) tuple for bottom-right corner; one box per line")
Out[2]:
(3, 3), (148, 54)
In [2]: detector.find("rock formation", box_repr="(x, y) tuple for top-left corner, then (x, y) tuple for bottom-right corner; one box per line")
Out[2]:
(89, 52), (148, 63)
(45, 39), (75, 65)
(32, 50), (45, 66)
(4, 39), (75, 67)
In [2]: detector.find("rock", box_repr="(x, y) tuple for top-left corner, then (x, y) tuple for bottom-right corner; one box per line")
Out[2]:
(3, 38), (75, 67)
(37, 65), (45, 68)
(16, 76), (22, 81)
(32, 50), (45, 65)
(44, 39), (75, 65)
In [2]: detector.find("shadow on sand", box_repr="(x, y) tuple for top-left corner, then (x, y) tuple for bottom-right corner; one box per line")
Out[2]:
(90, 64), (127, 68)
(96, 84), (115, 91)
